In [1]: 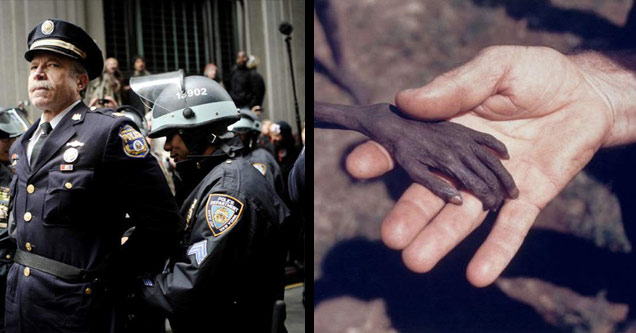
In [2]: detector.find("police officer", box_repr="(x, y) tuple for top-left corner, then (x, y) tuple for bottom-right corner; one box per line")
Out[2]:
(0, 108), (28, 186)
(287, 147), (305, 307)
(228, 110), (285, 196)
(6, 19), (182, 332)
(132, 72), (289, 332)
(0, 107), (27, 332)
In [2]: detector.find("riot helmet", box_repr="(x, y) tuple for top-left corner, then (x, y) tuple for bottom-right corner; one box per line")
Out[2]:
(131, 70), (241, 156)
(228, 110), (262, 149)
(115, 105), (148, 137)
(0, 107), (30, 139)
(228, 109), (261, 134)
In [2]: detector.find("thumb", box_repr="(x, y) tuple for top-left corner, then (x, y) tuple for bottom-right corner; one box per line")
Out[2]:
(395, 47), (509, 120)
(345, 141), (394, 179)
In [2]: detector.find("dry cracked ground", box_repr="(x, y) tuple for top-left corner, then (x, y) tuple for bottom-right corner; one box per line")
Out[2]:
(315, 0), (636, 332)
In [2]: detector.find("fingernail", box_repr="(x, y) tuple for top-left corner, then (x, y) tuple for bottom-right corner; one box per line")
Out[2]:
(510, 187), (520, 199)
(449, 195), (463, 205)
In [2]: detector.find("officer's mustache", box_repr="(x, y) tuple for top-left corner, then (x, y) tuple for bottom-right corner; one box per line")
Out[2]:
(29, 81), (53, 92)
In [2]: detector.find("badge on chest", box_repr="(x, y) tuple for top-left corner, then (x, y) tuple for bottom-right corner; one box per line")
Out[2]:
(60, 140), (84, 171)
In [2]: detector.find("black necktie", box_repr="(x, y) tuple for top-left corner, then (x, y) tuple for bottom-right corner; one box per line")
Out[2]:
(31, 122), (52, 165)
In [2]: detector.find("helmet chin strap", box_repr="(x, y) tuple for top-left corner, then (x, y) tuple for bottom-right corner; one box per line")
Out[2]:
(181, 128), (236, 158)
(207, 131), (236, 158)
(216, 140), (235, 158)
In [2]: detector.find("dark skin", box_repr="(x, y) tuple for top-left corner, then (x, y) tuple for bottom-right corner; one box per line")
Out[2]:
(315, 101), (519, 210)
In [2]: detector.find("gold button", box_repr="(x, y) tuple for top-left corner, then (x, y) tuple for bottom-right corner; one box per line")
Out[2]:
(5, 254), (10, 260)
(23, 212), (32, 222)
(84, 287), (92, 295)
(25, 242), (32, 252)
(23, 267), (30, 277)
(64, 182), (73, 189)
(26, 184), (35, 194)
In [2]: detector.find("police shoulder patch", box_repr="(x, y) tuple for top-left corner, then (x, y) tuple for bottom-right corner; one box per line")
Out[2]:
(252, 163), (267, 176)
(119, 124), (149, 158)
(205, 193), (244, 237)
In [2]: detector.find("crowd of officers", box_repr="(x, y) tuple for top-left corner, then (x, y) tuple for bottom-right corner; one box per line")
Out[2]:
(0, 18), (305, 333)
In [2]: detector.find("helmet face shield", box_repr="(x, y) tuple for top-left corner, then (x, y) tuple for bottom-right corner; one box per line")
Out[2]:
(130, 70), (185, 111)
(0, 108), (30, 138)
(132, 71), (240, 138)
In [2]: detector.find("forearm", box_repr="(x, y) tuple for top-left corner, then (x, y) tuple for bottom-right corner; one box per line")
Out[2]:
(570, 49), (636, 147)
(314, 101), (366, 132)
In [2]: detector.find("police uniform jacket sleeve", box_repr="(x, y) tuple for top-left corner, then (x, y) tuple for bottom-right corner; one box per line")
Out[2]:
(140, 164), (288, 318)
(140, 190), (254, 314)
(288, 147), (305, 205)
(100, 116), (183, 281)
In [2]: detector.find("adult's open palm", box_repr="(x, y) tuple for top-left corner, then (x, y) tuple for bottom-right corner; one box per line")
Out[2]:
(346, 46), (617, 287)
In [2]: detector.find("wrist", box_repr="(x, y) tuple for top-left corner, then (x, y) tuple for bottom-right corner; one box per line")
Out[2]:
(356, 104), (399, 145)
(570, 50), (636, 147)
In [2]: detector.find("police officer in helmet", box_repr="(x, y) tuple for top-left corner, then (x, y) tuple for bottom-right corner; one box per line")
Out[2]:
(132, 71), (289, 332)
(0, 108), (28, 186)
(228, 110), (285, 197)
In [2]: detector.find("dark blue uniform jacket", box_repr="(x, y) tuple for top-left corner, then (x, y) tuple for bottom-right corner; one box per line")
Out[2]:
(141, 152), (289, 332)
(5, 102), (181, 333)
(245, 147), (285, 197)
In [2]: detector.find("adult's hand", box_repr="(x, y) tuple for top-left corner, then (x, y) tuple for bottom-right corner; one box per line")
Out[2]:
(316, 102), (518, 210)
(345, 46), (636, 287)
(88, 95), (119, 109)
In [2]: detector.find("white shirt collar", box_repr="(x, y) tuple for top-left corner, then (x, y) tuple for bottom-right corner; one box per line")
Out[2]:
(31, 99), (81, 139)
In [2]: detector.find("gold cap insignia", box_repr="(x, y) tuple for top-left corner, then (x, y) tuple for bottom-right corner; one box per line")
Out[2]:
(41, 20), (54, 35)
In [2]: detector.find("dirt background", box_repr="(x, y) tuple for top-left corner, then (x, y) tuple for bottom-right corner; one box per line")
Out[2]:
(314, 0), (636, 332)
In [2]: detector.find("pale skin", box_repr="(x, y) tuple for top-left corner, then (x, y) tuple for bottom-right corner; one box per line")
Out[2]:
(344, 46), (636, 287)
(28, 53), (88, 122)
(105, 57), (119, 74)
(204, 64), (217, 80)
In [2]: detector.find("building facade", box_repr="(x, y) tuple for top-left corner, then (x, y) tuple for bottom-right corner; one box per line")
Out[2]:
(0, 0), (305, 132)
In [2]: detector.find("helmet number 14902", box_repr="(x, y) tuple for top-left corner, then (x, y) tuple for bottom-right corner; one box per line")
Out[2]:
(176, 88), (208, 99)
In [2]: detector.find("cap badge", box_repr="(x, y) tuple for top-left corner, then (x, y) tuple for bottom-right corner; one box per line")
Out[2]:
(41, 20), (55, 35)
(63, 148), (79, 163)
